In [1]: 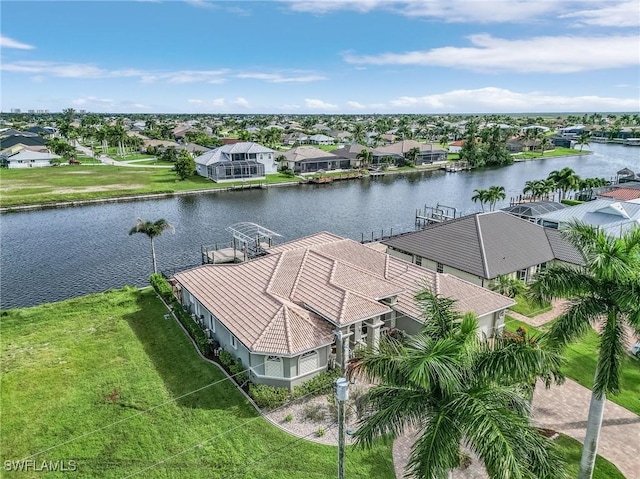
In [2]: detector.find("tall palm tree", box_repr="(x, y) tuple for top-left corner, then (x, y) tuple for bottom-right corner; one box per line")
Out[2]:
(129, 218), (175, 274)
(548, 167), (580, 200)
(486, 185), (506, 211)
(407, 146), (421, 166)
(471, 188), (489, 212)
(348, 290), (565, 479)
(529, 222), (640, 479)
(576, 131), (591, 151)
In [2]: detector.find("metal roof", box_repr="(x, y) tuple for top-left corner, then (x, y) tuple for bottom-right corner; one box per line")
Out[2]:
(502, 201), (567, 218)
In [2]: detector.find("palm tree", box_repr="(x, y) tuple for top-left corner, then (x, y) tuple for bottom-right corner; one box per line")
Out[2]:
(356, 148), (373, 169)
(576, 131), (591, 151)
(491, 274), (527, 298)
(407, 146), (421, 166)
(529, 222), (640, 479)
(471, 188), (489, 212)
(548, 167), (580, 201)
(129, 218), (175, 274)
(486, 185), (506, 211)
(348, 290), (565, 479)
(540, 136), (552, 156)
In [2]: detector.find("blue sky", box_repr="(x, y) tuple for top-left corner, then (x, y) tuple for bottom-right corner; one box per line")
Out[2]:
(1, 0), (639, 114)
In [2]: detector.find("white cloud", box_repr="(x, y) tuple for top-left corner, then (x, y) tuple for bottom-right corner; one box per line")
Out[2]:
(388, 87), (640, 113)
(0, 35), (35, 50)
(279, 103), (301, 110)
(164, 70), (229, 84)
(561, 1), (640, 27)
(235, 72), (326, 83)
(184, 0), (217, 9)
(72, 96), (114, 106)
(304, 98), (338, 110)
(346, 100), (366, 109)
(212, 98), (225, 106)
(283, 0), (566, 23)
(2, 61), (110, 78)
(232, 97), (251, 108)
(343, 34), (639, 73)
(187, 99), (203, 104)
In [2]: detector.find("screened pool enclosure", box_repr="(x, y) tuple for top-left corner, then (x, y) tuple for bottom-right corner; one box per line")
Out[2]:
(207, 160), (265, 182)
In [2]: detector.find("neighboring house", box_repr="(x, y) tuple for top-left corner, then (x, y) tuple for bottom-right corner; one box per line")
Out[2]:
(307, 134), (335, 145)
(0, 130), (46, 150)
(597, 187), (640, 202)
(177, 143), (212, 156)
(194, 142), (276, 182)
(550, 136), (574, 148)
(331, 143), (371, 163)
(173, 232), (514, 389)
(383, 211), (582, 287)
(537, 198), (640, 237)
(558, 125), (586, 138)
(281, 146), (350, 173)
(0, 149), (61, 168)
(373, 140), (447, 165)
(142, 139), (180, 152)
(0, 143), (49, 156)
(448, 140), (464, 153)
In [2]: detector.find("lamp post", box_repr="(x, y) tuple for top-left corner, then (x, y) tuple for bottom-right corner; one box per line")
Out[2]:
(336, 377), (349, 479)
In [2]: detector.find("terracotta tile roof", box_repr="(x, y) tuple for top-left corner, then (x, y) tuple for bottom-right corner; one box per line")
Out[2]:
(174, 233), (514, 356)
(599, 188), (640, 201)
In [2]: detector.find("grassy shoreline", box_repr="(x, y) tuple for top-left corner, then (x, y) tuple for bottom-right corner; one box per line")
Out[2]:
(0, 148), (589, 210)
(1, 287), (394, 478)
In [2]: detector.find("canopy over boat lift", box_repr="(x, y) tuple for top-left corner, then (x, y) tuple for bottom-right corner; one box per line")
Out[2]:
(201, 222), (281, 264)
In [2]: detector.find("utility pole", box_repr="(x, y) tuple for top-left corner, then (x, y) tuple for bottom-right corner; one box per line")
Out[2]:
(336, 377), (349, 479)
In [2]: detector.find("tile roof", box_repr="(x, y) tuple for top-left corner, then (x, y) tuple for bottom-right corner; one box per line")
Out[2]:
(175, 233), (514, 355)
(383, 211), (580, 279)
(282, 146), (339, 163)
(599, 188), (640, 201)
(373, 140), (446, 156)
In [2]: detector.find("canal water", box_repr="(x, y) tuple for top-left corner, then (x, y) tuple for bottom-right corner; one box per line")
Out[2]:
(1, 143), (637, 309)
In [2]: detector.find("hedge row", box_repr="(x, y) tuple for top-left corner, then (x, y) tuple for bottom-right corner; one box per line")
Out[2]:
(149, 274), (213, 356)
(248, 369), (342, 410)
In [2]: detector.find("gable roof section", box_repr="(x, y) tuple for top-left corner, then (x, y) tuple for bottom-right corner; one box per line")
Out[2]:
(195, 142), (274, 166)
(383, 211), (571, 279)
(538, 199), (640, 236)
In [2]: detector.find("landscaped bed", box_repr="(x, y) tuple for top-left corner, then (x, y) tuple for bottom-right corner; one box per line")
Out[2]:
(1, 288), (394, 478)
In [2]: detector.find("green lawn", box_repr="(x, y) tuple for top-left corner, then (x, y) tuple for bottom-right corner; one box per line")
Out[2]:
(0, 288), (394, 479)
(553, 434), (625, 479)
(513, 147), (589, 160)
(509, 294), (552, 317)
(0, 168), (299, 207)
(506, 317), (640, 415)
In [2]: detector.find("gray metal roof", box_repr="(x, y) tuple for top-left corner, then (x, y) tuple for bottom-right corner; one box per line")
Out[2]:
(538, 199), (640, 237)
(383, 211), (579, 279)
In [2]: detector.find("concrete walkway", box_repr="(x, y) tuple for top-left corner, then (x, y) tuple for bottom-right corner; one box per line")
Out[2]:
(392, 298), (640, 478)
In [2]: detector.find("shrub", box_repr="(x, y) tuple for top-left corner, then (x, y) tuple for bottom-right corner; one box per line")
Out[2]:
(284, 414), (293, 423)
(218, 350), (235, 368)
(248, 384), (290, 410)
(229, 359), (249, 385)
(316, 427), (325, 437)
(302, 403), (327, 423)
(292, 369), (341, 399)
(561, 199), (584, 206)
(149, 274), (173, 302)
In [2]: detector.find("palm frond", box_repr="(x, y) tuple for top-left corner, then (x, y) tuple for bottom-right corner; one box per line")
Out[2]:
(546, 296), (607, 348)
(527, 264), (591, 304)
(593, 313), (627, 396)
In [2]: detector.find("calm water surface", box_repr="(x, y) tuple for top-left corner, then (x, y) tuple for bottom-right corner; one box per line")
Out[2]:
(1, 143), (638, 309)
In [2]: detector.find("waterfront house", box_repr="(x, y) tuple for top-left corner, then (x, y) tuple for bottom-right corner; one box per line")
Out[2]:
(307, 134), (335, 146)
(173, 232), (514, 389)
(537, 198), (640, 237)
(194, 142), (276, 182)
(383, 211), (582, 287)
(281, 146), (350, 173)
(373, 140), (447, 165)
(0, 149), (61, 168)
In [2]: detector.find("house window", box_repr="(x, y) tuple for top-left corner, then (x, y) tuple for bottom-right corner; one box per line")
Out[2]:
(209, 314), (216, 333)
(436, 262), (444, 273)
(299, 350), (319, 376)
(517, 269), (527, 282)
(265, 356), (283, 377)
(415, 257), (422, 267)
(230, 334), (237, 349)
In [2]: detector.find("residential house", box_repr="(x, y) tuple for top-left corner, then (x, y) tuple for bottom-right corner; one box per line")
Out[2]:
(173, 232), (514, 389)
(331, 143), (371, 166)
(0, 149), (61, 168)
(0, 130), (46, 150)
(383, 211), (582, 287)
(558, 125), (586, 138)
(373, 140), (447, 165)
(307, 134), (335, 146)
(194, 142), (276, 182)
(281, 146), (351, 173)
(537, 198), (640, 237)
